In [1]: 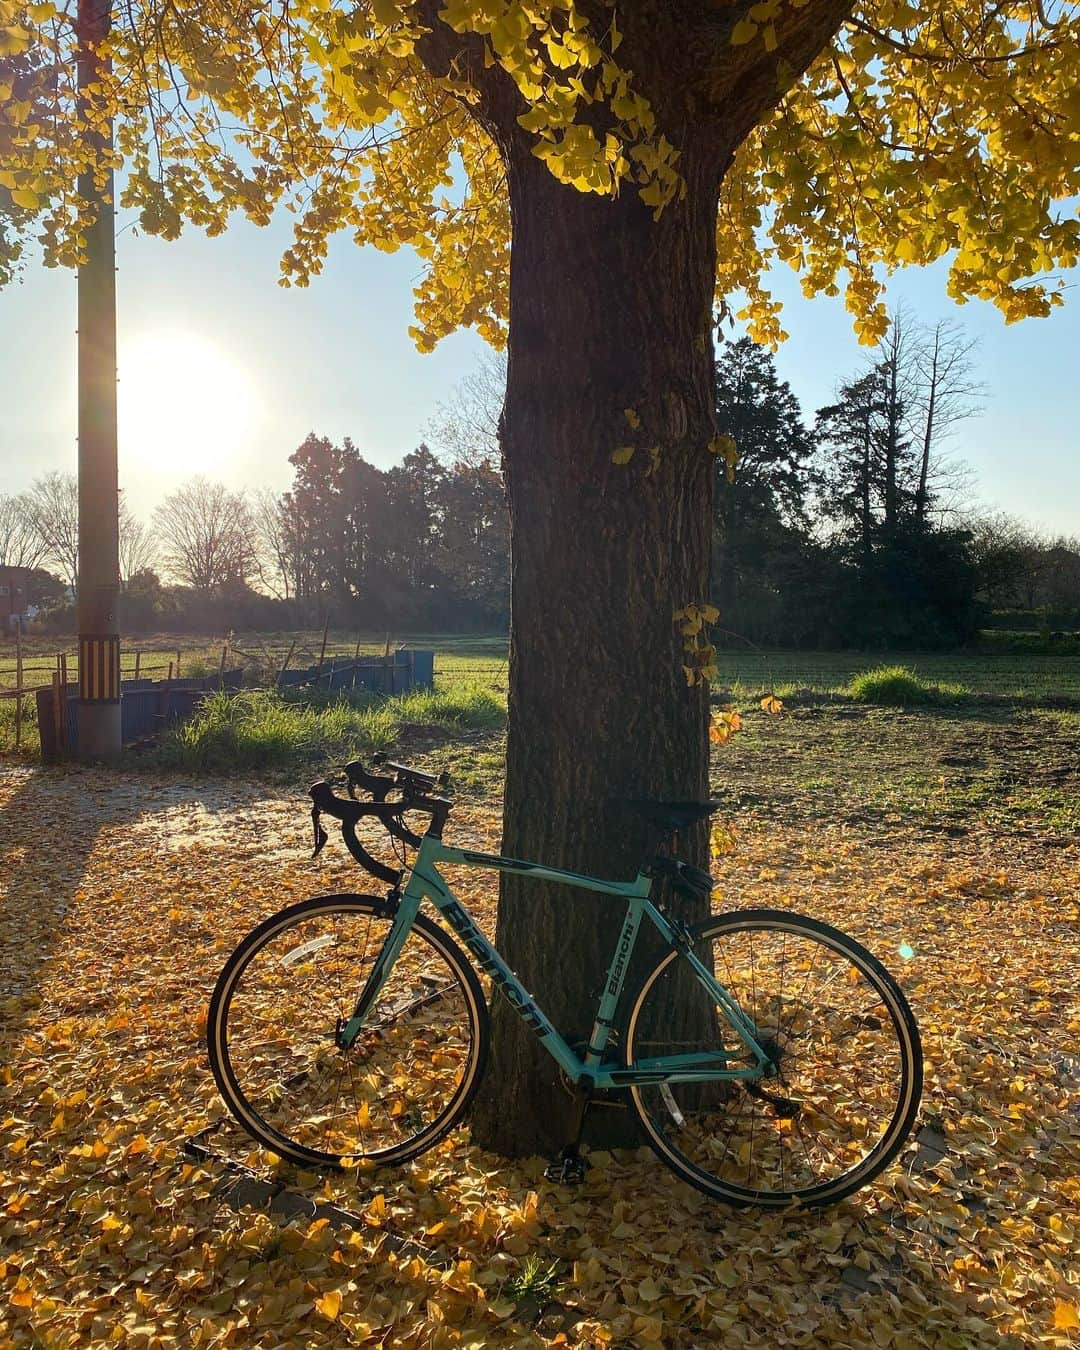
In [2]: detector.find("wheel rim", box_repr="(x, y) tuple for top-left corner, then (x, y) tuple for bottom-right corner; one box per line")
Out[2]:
(213, 906), (480, 1165)
(628, 917), (918, 1203)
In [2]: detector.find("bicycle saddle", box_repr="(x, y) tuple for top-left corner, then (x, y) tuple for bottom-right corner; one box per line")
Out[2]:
(616, 800), (723, 832)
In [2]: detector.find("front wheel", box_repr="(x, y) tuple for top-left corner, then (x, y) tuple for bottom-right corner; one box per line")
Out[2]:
(207, 895), (489, 1170)
(624, 909), (922, 1207)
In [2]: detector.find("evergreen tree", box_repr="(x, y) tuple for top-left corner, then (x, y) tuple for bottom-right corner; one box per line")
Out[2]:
(712, 338), (816, 635)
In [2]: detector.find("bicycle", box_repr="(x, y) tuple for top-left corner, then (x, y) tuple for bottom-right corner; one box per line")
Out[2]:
(207, 755), (923, 1208)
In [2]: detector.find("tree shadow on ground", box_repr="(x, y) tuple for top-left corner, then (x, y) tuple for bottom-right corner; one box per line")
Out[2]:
(0, 765), (244, 1042)
(0, 768), (129, 1024)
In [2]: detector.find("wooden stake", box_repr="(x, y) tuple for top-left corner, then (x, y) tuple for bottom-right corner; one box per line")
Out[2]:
(176, 648), (182, 679)
(317, 620), (329, 686)
(277, 638), (297, 688)
(14, 620), (23, 750)
(134, 649), (141, 679)
(219, 642), (228, 686)
(52, 671), (63, 753)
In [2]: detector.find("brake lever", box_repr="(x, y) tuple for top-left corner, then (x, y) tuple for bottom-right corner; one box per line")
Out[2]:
(311, 804), (329, 859)
(344, 758), (393, 802)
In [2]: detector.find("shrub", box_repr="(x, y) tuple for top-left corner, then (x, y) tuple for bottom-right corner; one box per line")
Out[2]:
(846, 665), (968, 706)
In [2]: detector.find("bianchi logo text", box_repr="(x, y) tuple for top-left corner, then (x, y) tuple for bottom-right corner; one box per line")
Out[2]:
(443, 901), (549, 1037)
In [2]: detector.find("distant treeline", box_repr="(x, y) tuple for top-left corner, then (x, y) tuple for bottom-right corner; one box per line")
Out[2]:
(6, 326), (1079, 645)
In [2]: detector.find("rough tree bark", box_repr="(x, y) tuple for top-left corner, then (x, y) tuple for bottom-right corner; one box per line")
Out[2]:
(417, 0), (856, 1157)
(471, 141), (726, 1154)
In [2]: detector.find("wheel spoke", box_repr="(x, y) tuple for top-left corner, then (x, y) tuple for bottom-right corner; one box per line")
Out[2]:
(626, 913), (920, 1207)
(211, 901), (484, 1168)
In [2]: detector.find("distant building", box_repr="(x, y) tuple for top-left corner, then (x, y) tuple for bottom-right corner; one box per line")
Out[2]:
(0, 566), (34, 631)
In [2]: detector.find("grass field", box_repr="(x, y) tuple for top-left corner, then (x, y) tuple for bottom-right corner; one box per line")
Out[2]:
(2, 629), (1079, 759)
(3, 628), (1079, 695)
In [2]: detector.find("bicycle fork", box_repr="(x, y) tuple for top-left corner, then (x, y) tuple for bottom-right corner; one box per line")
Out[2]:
(334, 892), (418, 1049)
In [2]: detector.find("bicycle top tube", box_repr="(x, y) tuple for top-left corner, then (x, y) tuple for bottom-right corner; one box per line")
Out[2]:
(416, 836), (654, 900)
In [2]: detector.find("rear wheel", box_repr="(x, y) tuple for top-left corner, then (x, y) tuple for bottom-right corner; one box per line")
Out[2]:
(207, 895), (489, 1169)
(624, 909), (922, 1207)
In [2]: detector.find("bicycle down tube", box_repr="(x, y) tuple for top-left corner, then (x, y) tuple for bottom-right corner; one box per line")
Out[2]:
(336, 833), (775, 1090)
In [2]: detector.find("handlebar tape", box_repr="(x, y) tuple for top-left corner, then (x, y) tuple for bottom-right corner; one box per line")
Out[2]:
(341, 819), (403, 886)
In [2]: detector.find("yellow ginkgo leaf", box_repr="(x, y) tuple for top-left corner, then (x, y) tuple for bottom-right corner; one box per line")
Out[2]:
(611, 445), (634, 465)
(1054, 1302), (1080, 1331)
(316, 1290), (342, 1321)
(0, 25), (31, 55)
(760, 694), (784, 715)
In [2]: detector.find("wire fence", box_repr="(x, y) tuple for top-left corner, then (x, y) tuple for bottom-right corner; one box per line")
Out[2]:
(4, 629), (1077, 758)
(0, 630), (499, 756)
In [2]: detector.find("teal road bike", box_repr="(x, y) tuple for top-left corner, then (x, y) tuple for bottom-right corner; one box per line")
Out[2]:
(208, 756), (922, 1208)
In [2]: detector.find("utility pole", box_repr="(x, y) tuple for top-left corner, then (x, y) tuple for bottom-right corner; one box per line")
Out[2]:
(76, 0), (121, 757)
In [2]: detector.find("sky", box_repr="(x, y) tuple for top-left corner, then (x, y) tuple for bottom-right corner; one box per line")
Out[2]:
(1, 205), (1077, 537)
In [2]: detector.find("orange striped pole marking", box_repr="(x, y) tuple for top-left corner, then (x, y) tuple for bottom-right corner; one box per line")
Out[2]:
(79, 635), (121, 703)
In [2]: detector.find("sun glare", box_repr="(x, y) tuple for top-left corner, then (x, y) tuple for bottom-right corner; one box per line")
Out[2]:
(118, 332), (257, 472)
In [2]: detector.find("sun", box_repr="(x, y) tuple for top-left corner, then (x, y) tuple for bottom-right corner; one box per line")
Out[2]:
(118, 331), (257, 473)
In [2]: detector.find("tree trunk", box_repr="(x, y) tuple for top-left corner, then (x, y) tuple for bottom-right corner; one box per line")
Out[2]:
(883, 358), (899, 531)
(916, 331), (940, 527)
(860, 413), (873, 562)
(470, 141), (724, 1157)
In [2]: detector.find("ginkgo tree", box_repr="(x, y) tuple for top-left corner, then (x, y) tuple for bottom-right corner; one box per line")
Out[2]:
(2, 0), (1077, 1154)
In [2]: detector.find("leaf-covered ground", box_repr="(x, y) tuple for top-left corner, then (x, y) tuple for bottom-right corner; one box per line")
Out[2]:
(1, 713), (1078, 1347)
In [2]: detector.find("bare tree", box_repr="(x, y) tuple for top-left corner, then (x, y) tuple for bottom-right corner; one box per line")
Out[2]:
(0, 493), (48, 569)
(426, 350), (506, 469)
(25, 471), (80, 592)
(867, 307), (981, 528)
(912, 320), (983, 525)
(251, 487), (308, 600)
(153, 477), (257, 593)
(964, 512), (1048, 608)
(875, 308), (921, 530)
(118, 497), (157, 583)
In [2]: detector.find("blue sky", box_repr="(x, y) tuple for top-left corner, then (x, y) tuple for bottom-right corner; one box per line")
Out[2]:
(1, 207), (1077, 536)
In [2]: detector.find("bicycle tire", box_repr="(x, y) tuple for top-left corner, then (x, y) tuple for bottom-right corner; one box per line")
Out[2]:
(207, 895), (489, 1170)
(624, 908), (922, 1207)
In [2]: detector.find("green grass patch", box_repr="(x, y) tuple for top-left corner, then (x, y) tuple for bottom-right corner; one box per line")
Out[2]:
(506, 1257), (563, 1305)
(0, 695), (38, 757)
(392, 683), (504, 729)
(846, 665), (969, 706)
(156, 683), (504, 773)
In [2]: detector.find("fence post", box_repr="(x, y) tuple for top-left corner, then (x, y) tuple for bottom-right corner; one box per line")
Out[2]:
(14, 619), (23, 750)
(134, 650), (141, 680)
(352, 632), (362, 690)
(278, 638), (297, 689)
(52, 670), (64, 753)
(316, 620), (329, 688)
(176, 648), (182, 679)
(219, 641), (229, 687)
(60, 654), (70, 752)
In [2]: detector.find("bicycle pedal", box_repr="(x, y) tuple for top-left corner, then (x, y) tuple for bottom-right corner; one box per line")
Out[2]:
(544, 1153), (588, 1185)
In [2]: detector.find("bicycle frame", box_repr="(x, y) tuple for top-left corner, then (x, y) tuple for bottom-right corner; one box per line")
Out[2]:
(337, 834), (774, 1089)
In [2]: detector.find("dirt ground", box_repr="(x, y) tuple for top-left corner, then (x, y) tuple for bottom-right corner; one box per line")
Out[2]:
(1, 704), (1078, 1346)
